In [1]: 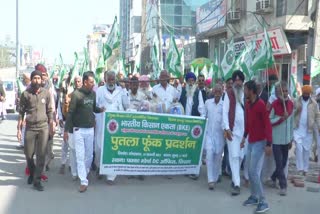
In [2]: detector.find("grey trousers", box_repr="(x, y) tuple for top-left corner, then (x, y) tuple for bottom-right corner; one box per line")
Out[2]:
(24, 127), (49, 184)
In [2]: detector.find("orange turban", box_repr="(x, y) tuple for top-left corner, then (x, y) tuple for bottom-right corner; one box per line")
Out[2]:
(301, 85), (312, 94)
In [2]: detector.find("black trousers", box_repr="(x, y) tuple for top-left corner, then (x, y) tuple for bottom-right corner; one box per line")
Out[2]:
(24, 127), (49, 184)
(271, 144), (289, 189)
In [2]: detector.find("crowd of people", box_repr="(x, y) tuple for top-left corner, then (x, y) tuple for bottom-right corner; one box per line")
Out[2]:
(15, 64), (320, 213)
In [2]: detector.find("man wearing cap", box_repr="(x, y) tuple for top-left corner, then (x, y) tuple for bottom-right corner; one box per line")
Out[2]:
(17, 70), (54, 191)
(152, 70), (180, 112)
(222, 70), (246, 196)
(179, 72), (205, 117)
(95, 71), (127, 185)
(293, 85), (320, 175)
(35, 64), (57, 171)
(139, 75), (152, 100)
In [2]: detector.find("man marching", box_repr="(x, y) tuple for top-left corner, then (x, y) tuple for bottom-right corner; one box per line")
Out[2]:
(222, 70), (245, 196)
(204, 84), (225, 190)
(95, 71), (128, 185)
(64, 71), (105, 192)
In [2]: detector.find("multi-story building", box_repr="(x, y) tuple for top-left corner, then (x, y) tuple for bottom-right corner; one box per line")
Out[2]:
(121, 0), (212, 74)
(196, 0), (317, 84)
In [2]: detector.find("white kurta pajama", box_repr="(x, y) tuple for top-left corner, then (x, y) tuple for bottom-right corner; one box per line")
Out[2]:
(294, 100), (313, 172)
(95, 86), (126, 181)
(205, 98), (225, 183)
(222, 91), (245, 187)
(152, 84), (180, 111)
(185, 90), (205, 116)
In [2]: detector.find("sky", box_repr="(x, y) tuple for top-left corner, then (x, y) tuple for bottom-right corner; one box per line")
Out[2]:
(0, 0), (119, 63)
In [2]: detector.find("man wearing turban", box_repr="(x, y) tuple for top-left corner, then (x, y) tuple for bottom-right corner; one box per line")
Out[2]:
(293, 85), (320, 175)
(222, 70), (246, 196)
(179, 72), (205, 117)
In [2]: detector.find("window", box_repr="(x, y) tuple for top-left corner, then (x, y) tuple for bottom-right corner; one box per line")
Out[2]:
(175, 5), (182, 15)
(182, 16), (192, 25)
(276, 0), (287, 17)
(175, 15), (182, 25)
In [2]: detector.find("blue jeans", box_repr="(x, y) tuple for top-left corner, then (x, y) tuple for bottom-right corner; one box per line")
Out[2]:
(247, 141), (266, 201)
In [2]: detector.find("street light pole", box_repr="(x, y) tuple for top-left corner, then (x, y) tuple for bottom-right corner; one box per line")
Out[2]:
(16, 0), (19, 77)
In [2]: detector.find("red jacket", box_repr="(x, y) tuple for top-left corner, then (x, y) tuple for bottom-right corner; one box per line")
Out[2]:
(244, 98), (272, 145)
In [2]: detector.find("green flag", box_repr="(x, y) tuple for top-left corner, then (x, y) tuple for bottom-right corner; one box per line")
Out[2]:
(95, 55), (105, 84)
(104, 16), (120, 61)
(311, 56), (320, 78)
(16, 79), (25, 95)
(70, 52), (79, 86)
(221, 39), (235, 80)
(57, 53), (67, 87)
(235, 41), (255, 79)
(290, 74), (297, 98)
(166, 35), (182, 78)
(151, 35), (161, 80)
(251, 28), (274, 73)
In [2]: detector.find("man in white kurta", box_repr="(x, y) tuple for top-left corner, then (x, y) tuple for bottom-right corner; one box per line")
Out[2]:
(128, 76), (145, 111)
(293, 85), (320, 175)
(205, 84), (225, 190)
(152, 70), (180, 112)
(222, 70), (245, 196)
(95, 71), (127, 184)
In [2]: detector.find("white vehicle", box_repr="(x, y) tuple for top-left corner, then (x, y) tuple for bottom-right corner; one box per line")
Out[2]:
(2, 79), (17, 113)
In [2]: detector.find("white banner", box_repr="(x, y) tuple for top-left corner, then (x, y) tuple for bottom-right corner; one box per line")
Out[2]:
(244, 26), (291, 56)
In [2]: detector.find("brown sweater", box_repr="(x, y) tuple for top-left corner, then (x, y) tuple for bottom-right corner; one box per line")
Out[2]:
(19, 87), (53, 129)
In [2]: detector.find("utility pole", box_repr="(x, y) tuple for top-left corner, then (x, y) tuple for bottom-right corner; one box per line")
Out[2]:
(16, 0), (19, 77)
(157, 0), (163, 68)
(313, 0), (320, 59)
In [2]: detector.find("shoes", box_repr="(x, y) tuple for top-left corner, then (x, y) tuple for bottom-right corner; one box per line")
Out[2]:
(59, 164), (65, 175)
(217, 175), (222, 183)
(16, 145), (24, 150)
(79, 185), (87, 193)
(244, 179), (249, 188)
(265, 180), (278, 189)
(255, 202), (270, 213)
(41, 174), (48, 182)
(243, 196), (259, 206)
(33, 183), (44, 191)
(189, 174), (199, 180)
(91, 162), (97, 171)
(27, 175), (33, 185)
(231, 185), (240, 196)
(106, 180), (115, 185)
(279, 188), (287, 196)
(208, 182), (215, 190)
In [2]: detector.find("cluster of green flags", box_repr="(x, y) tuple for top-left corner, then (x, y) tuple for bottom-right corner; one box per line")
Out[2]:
(221, 28), (274, 80)
(49, 16), (122, 86)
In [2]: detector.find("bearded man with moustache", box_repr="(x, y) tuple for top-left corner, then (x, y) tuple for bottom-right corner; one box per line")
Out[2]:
(95, 70), (128, 185)
(268, 81), (293, 196)
(17, 70), (54, 191)
(222, 70), (246, 196)
(179, 72), (205, 117)
(293, 85), (320, 176)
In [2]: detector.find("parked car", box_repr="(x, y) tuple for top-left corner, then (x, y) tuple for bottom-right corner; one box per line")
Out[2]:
(2, 79), (17, 113)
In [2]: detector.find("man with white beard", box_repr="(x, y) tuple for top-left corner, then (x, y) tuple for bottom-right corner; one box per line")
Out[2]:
(128, 76), (145, 111)
(222, 70), (245, 196)
(179, 72), (205, 180)
(179, 72), (205, 117)
(95, 71), (128, 185)
(138, 75), (152, 100)
(204, 84), (225, 190)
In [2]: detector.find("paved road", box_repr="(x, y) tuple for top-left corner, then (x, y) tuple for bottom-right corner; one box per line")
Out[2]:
(0, 114), (319, 214)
